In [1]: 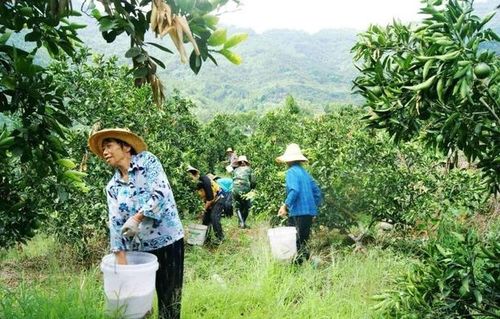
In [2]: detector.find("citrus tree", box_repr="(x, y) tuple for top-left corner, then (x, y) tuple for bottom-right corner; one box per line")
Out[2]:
(352, 0), (500, 193)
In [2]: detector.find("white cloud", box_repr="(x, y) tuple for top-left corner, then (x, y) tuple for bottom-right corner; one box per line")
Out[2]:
(219, 0), (423, 33)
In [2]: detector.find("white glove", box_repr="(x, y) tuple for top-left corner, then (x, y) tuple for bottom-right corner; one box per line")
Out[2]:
(121, 216), (140, 237)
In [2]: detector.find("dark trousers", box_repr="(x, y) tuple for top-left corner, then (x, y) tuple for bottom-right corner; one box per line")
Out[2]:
(288, 215), (313, 264)
(222, 192), (233, 217)
(202, 198), (224, 240)
(150, 238), (184, 319)
(233, 192), (251, 226)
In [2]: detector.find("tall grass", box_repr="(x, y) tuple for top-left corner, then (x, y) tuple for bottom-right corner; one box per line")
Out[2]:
(0, 222), (413, 318)
(182, 225), (410, 319)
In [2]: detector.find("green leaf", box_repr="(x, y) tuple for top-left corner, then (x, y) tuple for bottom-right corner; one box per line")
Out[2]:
(68, 23), (87, 30)
(435, 244), (451, 257)
(133, 66), (148, 78)
(146, 42), (174, 54)
(1, 77), (16, 90)
(478, 12), (496, 30)
(0, 31), (12, 45)
(450, 231), (465, 242)
(150, 55), (166, 69)
(56, 158), (77, 169)
(125, 47), (142, 58)
(223, 33), (248, 49)
(178, 0), (196, 12)
(219, 49), (242, 65)
(459, 277), (469, 296)
(91, 8), (101, 19)
(203, 14), (219, 27)
(98, 17), (116, 32)
(189, 50), (202, 74)
(25, 30), (42, 42)
(403, 75), (437, 91)
(422, 59), (433, 80)
(473, 289), (482, 305)
(207, 28), (227, 46)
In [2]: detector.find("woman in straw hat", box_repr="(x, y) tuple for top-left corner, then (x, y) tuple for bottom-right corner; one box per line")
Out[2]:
(187, 165), (225, 243)
(277, 143), (322, 264)
(88, 128), (184, 319)
(225, 147), (238, 172)
(232, 155), (255, 228)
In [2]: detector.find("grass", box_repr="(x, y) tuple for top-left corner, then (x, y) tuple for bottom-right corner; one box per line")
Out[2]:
(0, 220), (413, 318)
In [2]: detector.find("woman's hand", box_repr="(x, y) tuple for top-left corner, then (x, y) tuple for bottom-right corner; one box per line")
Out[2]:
(115, 251), (127, 265)
(277, 204), (287, 217)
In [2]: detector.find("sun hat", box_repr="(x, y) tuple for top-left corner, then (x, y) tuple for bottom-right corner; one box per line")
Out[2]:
(206, 173), (217, 180)
(88, 128), (147, 159)
(226, 147), (234, 153)
(276, 143), (308, 163)
(186, 165), (199, 173)
(237, 155), (249, 164)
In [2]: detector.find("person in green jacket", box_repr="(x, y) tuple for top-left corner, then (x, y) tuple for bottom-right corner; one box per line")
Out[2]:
(232, 155), (255, 228)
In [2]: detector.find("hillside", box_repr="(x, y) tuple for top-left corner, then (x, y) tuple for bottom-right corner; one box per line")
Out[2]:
(68, 1), (500, 118)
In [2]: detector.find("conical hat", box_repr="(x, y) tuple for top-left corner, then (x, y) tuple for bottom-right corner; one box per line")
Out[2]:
(88, 128), (147, 159)
(276, 143), (308, 163)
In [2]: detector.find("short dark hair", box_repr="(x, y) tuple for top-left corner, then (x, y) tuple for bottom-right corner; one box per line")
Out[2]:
(102, 137), (137, 155)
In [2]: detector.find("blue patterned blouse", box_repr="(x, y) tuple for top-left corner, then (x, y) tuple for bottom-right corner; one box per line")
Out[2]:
(106, 151), (184, 252)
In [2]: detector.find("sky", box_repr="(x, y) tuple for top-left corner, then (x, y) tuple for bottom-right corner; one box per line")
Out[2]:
(218, 0), (491, 33)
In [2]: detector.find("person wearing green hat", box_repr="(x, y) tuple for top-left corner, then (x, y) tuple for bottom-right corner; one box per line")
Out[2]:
(88, 128), (184, 319)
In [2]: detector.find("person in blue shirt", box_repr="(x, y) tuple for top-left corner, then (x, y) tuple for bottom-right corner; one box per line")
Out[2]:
(277, 143), (322, 264)
(89, 128), (184, 319)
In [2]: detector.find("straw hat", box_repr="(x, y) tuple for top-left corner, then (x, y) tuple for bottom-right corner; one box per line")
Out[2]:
(88, 128), (147, 159)
(276, 143), (308, 163)
(226, 147), (234, 153)
(206, 173), (217, 180)
(186, 165), (199, 173)
(237, 155), (249, 164)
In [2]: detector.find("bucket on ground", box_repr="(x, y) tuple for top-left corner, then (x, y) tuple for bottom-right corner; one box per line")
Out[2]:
(267, 226), (297, 261)
(100, 252), (159, 319)
(187, 224), (208, 245)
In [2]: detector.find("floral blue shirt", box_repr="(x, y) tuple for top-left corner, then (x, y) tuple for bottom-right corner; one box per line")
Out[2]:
(106, 151), (184, 252)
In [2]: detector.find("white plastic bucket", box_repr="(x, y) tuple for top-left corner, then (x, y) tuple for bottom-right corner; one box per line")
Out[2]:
(267, 226), (297, 261)
(100, 252), (159, 319)
(187, 224), (208, 245)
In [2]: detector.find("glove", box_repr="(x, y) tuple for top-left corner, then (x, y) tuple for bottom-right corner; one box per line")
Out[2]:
(121, 215), (140, 237)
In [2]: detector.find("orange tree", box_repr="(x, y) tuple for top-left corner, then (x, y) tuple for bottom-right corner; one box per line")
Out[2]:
(352, 0), (499, 193)
(0, 0), (243, 248)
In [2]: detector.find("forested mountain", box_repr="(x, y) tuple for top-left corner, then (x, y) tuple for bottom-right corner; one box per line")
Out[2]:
(74, 12), (360, 119)
(68, 1), (500, 118)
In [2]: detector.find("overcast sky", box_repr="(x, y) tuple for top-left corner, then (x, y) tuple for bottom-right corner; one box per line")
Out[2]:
(218, 0), (491, 33)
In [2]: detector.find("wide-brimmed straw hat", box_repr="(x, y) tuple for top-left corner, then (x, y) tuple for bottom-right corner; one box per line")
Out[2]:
(186, 165), (199, 173)
(206, 173), (219, 180)
(226, 147), (234, 153)
(88, 128), (147, 159)
(237, 155), (249, 164)
(276, 143), (308, 163)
